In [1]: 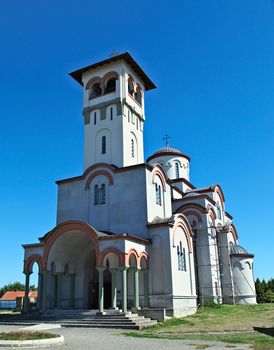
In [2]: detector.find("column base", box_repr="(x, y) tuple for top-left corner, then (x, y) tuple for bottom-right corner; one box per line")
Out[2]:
(96, 311), (106, 316)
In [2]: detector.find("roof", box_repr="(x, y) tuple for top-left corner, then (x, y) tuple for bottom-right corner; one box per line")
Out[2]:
(147, 215), (175, 227)
(0, 291), (25, 300)
(69, 52), (156, 91)
(230, 244), (253, 257)
(147, 146), (190, 162)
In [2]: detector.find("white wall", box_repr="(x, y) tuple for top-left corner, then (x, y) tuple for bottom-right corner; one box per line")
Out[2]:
(148, 155), (190, 181)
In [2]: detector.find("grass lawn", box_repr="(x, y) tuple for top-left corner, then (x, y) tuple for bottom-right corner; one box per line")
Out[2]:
(125, 304), (274, 350)
(0, 331), (59, 341)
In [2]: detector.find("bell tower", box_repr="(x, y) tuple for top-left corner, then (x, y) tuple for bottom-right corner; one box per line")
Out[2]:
(69, 52), (156, 170)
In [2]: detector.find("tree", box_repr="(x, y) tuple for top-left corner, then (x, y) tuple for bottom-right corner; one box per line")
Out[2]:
(255, 278), (274, 303)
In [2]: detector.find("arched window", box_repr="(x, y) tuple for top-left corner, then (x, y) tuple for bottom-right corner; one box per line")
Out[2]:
(101, 136), (106, 154)
(177, 242), (187, 271)
(217, 202), (222, 220)
(175, 162), (180, 179)
(110, 107), (113, 120)
(135, 87), (142, 105)
(94, 185), (99, 205)
(128, 79), (134, 96)
(155, 183), (158, 204)
(136, 118), (138, 130)
(182, 247), (186, 271)
(90, 83), (102, 99)
(158, 185), (162, 206)
(131, 139), (134, 158)
(94, 112), (97, 125)
(177, 246), (180, 270)
(101, 184), (106, 204)
(105, 78), (116, 93)
(155, 183), (162, 206)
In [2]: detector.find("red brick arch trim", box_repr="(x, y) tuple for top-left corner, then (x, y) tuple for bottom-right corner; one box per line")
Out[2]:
(85, 76), (102, 90)
(24, 254), (43, 274)
(99, 247), (124, 267)
(152, 165), (168, 191)
(42, 221), (100, 270)
(125, 249), (140, 268)
(84, 170), (114, 190)
(214, 185), (225, 210)
(208, 207), (217, 223)
(83, 163), (116, 178)
(172, 214), (193, 252)
(102, 71), (119, 85)
(229, 223), (238, 244)
(139, 251), (149, 268)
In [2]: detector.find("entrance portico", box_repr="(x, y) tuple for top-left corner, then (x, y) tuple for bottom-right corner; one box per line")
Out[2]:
(23, 221), (150, 314)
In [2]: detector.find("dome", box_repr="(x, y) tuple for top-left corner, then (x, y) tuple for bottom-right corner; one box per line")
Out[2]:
(230, 244), (249, 255)
(147, 146), (190, 162)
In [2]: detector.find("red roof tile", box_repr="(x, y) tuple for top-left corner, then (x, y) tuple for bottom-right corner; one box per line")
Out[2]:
(0, 291), (25, 300)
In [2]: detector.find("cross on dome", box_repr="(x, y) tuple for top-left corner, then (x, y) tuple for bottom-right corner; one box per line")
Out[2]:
(163, 134), (171, 147)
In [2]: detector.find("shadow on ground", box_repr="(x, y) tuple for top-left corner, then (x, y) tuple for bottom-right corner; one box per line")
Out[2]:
(253, 327), (274, 337)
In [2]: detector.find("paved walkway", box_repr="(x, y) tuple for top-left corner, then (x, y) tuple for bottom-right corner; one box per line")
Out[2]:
(0, 325), (251, 349)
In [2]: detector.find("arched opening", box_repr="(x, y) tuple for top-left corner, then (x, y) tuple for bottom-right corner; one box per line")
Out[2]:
(28, 262), (39, 311)
(128, 79), (134, 96)
(135, 87), (142, 105)
(127, 254), (137, 308)
(175, 162), (180, 178)
(105, 78), (116, 93)
(90, 83), (102, 99)
(47, 230), (98, 310)
(101, 250), (121, 310)
(131, 139), (134, 158)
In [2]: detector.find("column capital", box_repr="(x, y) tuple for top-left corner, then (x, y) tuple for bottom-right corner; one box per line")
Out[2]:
(96, 266), (105, 272)
(119, 266), (128, 271)
(132, 267), (141, 272)
(109, 268), (119, 273)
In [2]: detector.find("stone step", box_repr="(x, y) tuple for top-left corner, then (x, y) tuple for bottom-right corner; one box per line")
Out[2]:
(0, 310), (158, 330)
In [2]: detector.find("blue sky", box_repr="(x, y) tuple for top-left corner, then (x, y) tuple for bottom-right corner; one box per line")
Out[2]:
(0, 0), (273, 286)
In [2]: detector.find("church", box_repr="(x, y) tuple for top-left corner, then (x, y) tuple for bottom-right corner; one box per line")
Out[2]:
(22, 52), (256, 318)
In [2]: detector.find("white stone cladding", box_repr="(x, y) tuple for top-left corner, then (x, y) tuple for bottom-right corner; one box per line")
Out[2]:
(82, 61), (145, 170)
(22, 53), (256, 318)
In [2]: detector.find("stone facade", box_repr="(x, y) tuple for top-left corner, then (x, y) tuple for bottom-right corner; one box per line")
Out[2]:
(22, 52), (256, 316)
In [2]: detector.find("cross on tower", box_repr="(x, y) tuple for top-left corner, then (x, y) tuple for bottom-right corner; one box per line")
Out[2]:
(163, 134), (171, 147)
(109, 49), (120, 57)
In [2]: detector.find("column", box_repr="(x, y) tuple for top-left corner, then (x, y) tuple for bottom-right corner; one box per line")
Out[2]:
(69, 273), (75, 309)
(56, 272), (62, 308)
(120, 266), (128, 313)
(37, 273), (43, 310)
(110, 269), (117, 309)
(23, 272), (30, 313)
(133, 268), (140, 309)
(143, 268), (149, 307)
(41, 270), (48, 311)
(97, 267), (105, 313)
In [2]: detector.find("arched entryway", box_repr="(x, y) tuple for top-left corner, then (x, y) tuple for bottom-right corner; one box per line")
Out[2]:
(43, 222), (100, 310)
